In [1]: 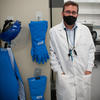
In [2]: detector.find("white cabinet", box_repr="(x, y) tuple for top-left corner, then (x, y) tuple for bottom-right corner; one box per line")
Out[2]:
(64, 0), (100, 3)
(79, 3), (100, 14)
(72, 0), (100, 3)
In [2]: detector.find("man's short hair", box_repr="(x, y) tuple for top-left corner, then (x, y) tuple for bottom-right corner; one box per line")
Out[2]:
(62, 1), (79, 13)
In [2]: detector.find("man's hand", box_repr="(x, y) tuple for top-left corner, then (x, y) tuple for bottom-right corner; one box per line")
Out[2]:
(85, 71), (92, 75)
(61, 72), (65, 75)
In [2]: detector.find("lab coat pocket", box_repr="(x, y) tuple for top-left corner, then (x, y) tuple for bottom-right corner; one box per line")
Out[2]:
(83, 74), (91, 86)
(56, 73), (68, 93)
(56, 73), (75, 100)
(83, 74), (91, 100)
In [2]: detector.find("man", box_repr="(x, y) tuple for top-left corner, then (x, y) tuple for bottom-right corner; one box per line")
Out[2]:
(49, 1), (95, 100)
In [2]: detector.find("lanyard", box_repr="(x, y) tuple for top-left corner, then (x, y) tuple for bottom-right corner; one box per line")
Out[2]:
(64, 28), (77, 61)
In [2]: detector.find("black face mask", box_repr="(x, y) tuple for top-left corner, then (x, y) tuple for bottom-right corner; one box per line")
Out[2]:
(63, 16), (77, 25)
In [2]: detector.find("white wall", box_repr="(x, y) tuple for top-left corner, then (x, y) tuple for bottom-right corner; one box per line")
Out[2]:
(52, 8), (63, 27)
(0, 0), (51, 100)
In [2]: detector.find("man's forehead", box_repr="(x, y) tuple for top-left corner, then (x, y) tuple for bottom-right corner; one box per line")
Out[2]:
(64, 5), (77, 11)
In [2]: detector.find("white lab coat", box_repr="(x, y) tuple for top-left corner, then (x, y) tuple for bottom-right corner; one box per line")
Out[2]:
(49, 21), (95, 100)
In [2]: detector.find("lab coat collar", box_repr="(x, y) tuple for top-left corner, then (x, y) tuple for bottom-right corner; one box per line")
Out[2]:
(60, 20), (80, 47)
(62, 20), (78, 31)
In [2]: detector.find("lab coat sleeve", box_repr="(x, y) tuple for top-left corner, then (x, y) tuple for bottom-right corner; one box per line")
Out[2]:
(87, 31), (96, 72)
(49, 29), (62, 73)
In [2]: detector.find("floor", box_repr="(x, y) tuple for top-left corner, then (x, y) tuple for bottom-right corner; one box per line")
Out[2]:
(51, 55), (100, 100)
